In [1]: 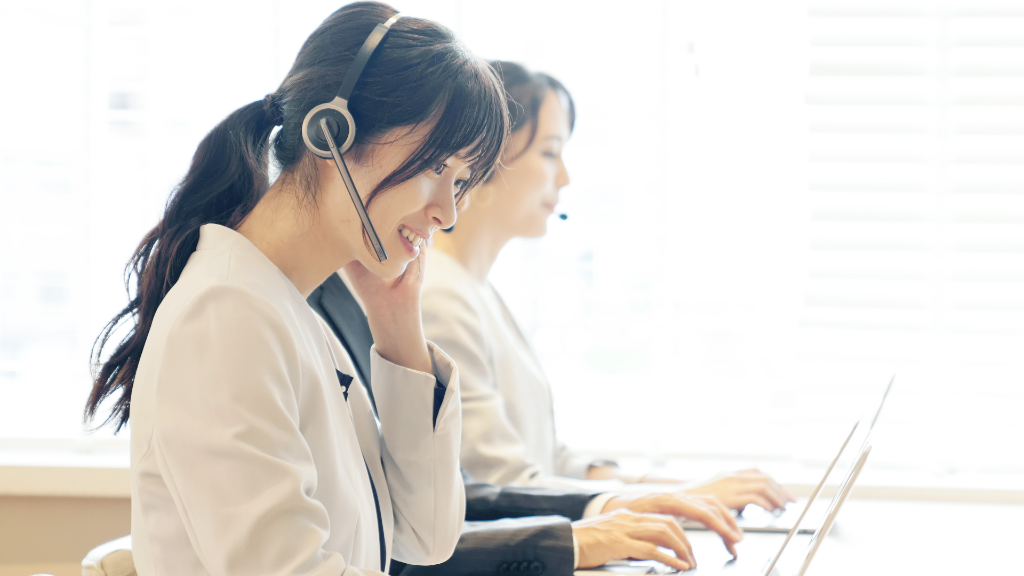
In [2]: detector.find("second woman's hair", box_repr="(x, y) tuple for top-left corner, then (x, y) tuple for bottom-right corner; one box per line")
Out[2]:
(86, 1), (510, 431)
(488, 60), (575, 153)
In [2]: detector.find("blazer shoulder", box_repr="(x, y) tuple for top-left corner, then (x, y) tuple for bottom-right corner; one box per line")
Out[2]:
(421, 267), (491, 333)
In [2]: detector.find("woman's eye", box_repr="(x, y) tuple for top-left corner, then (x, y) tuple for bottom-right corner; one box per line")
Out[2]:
(541, 151), (559, 159)
(454, 179), (467, 192)
(432, 162), (448, 176)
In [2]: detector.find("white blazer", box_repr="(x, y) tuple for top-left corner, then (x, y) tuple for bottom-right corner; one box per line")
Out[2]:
(129, 224), (464, 576)
(421, 249), (592, 487)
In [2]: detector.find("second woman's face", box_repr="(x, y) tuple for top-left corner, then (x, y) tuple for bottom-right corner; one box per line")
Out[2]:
(490, 89), (571, 238)
(321, 122), (471, 279)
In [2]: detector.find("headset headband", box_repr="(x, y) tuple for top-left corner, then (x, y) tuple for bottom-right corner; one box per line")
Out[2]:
(336, 13), (402, 104)
(300, 12), (402, 263)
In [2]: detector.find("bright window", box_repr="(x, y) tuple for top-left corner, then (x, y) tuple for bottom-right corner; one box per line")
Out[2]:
(483, 0), (1024, 478)
(1, 1), (1021, 485)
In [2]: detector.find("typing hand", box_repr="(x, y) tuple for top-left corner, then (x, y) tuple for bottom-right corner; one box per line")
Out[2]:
(572, 510), (695, 572)
(681, 469), (796, 512)
(603, 492), (742, 557)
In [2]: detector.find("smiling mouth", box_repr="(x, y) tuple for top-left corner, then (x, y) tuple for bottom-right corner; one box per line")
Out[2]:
(399, 225), (424, 247)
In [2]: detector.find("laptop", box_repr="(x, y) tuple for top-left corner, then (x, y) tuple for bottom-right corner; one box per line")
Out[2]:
(577, 420), (866, 575)
(681, 374), (894, 535)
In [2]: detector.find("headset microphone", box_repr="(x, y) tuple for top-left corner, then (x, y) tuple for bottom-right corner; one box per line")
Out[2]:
(301, 13), (402, 262)
(558, 213), (568, 221)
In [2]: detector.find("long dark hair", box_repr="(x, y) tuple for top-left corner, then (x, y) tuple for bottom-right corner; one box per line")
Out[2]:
(489, 60), (575, 154)
(86, 1), (509, 431)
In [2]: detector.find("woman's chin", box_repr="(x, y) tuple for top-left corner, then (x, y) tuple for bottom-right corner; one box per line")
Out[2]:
(367, 254), (413, 280)
(520, 221), (549, 239)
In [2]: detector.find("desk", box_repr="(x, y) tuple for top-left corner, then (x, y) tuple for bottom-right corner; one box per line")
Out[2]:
(580, 499), (1022, 575)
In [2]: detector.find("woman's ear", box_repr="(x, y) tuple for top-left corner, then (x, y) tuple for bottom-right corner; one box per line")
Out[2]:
(468, 177), (500, 210)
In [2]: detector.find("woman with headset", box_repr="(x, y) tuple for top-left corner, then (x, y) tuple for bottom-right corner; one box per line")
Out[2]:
(84, 3), (507, 575)
(422, 61), (796, 512)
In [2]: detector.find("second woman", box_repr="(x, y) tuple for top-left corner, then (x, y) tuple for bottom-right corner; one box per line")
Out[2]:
(422, 61), (795, 514)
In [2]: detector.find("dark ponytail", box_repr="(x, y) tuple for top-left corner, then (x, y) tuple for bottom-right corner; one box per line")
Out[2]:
(86, 100), (279, 431)
(86, 1), (509, 431)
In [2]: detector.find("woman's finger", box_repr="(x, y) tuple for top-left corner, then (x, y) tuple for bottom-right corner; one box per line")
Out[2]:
(700, 497), (743, 548)
(681, 500), (740, 557)
(697, 495), (742, 535)
(760, 481), (789, 511)
(643, 544), (693, 573)
(620, 541), (691, 572)
(743, 472), (794, 507)
(394, 245), (426, 288)
(680, 499), (731, 536)
(641, 493), (742, 556)
(692, 494), (741, 532)
(627, 517), (696, 568)
(744, 492), (779, 513)
(741, 478), (786, 511)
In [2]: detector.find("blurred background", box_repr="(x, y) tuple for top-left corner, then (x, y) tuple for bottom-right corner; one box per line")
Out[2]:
(1, 0), (1022, 497)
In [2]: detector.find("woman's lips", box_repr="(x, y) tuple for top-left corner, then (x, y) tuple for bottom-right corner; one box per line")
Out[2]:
(398, 224), (427, 255)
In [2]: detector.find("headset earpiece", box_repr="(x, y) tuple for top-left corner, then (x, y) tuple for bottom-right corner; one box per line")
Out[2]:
(301, 13), (400, 159)
(297, 13), (401, 263)
(302, 98), (356, 158)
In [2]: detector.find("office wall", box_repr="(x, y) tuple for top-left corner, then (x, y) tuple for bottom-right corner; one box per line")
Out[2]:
(0, 496), (129, 576)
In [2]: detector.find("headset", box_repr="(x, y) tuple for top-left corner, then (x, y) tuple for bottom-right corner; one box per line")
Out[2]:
(301, 13), (402, 263)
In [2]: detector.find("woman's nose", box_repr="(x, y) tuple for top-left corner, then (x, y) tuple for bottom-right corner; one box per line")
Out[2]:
(556, 157), (570, 188)
(430, 189), (458, 230)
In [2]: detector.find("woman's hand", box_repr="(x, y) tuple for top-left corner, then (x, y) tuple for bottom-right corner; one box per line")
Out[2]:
(344, 251), (432, 374)
(602, 492), (742, 557)
(572, 510), (696, 571)
(682, 469), (796, 512)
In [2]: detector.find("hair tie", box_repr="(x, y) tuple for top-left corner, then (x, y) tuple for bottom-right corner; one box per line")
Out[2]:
(263, 93), (284, 126)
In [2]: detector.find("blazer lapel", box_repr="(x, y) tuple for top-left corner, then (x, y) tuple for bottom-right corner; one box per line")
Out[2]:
(346, 372), (393, 573)
(313, 281), (393, 572)
(312, 274), (375, 388)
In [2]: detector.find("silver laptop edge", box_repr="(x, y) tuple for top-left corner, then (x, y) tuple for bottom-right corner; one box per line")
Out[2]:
(685, 374), (895, 536)
(759, 375), (893, 576)
(585, 375), (894, 576)
(577, 424), (864, 576)
(775, 375), (892, 576)
(757, 422), (858, 576)
(795, 372), (894, 557)
(859, 374), (895, 453)
(795, 445), (872, 576)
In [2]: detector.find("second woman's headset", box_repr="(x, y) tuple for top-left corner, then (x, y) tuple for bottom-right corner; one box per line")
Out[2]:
(301, 13), (401, 262)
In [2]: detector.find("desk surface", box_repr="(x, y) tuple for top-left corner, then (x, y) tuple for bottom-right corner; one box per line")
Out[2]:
(580, 498), (1021, 575)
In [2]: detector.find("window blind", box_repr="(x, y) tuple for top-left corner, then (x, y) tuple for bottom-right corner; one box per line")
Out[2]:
(805, 0), (1024, 340)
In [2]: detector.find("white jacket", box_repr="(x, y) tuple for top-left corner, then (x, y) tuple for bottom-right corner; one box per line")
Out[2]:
(421, 249), (591, 487)
(129, 224), (464, 576)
